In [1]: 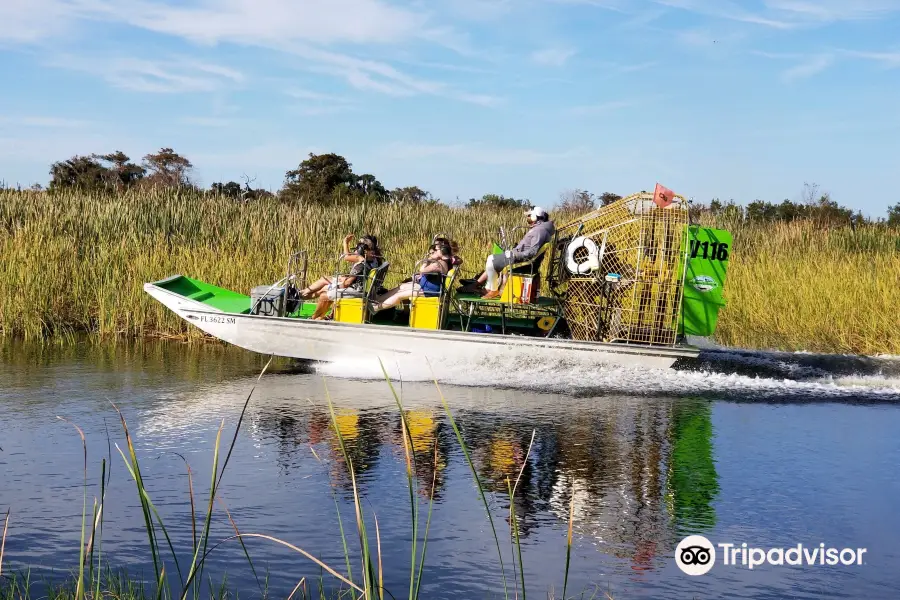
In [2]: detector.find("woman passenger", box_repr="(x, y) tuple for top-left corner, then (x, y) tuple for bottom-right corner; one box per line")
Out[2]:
(369, 242), (452, 314)
(299, 234), (383, 319)
(432, 236), (463, 269)
(298, 234), (381, 299)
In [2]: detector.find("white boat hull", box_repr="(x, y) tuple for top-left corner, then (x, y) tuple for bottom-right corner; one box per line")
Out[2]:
(145, 282), (698, 371)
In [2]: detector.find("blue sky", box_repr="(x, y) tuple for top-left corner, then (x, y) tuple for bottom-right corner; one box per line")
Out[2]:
(1, 0), (899, 217)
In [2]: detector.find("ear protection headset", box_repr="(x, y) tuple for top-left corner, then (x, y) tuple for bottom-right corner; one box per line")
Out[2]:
(355, 235), (378, 255)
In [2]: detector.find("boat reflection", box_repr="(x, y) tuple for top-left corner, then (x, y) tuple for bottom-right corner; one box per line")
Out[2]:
(244, 382), (720, 572)
(133, 372), (718, 573)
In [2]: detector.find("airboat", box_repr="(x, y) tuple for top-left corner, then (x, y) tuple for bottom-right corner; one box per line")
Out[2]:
(144, 190), (732, 370)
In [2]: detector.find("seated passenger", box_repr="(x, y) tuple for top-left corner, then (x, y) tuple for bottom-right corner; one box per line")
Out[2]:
(369, 242), (452, 314)
(298, 234), (383, 320)
(464, 206), (554, 299)
(432, 235), (463, 269)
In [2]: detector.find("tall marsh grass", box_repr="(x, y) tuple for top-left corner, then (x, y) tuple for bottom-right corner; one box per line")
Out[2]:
(0, 189), (897, 354)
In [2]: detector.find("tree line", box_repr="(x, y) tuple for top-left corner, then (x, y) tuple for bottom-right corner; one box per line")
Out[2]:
(7, 147), (900, 225)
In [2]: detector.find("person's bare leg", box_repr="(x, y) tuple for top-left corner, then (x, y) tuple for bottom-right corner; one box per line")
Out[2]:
(300, 277), (331, 299)
(311, 292), (333, 319)
(370, 282), (417, 312)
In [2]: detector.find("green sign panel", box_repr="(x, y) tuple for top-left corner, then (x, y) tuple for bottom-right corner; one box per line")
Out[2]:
(678, 226), (732, 338)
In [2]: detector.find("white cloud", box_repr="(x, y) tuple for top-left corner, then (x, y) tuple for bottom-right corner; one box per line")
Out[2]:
(843, 50), (900, 69)
(50, 55), (244, 93)
(781, 54), (834, 82)
(531, 47), (577, 67)
(655, 0), (795, 28)
(291, 47), (502, 105)
(0, 0), (74, 43)
(763, 0), (900, 22)
(656, 0), (900, 28)
(381, 142), (589, 166)
(4, 0), (500, 107)
(77, 0), (424, 46)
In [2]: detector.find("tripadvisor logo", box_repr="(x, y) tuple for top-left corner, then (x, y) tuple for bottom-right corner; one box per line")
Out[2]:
(676, 535), (716, 576)
(675, 535), (868, 575)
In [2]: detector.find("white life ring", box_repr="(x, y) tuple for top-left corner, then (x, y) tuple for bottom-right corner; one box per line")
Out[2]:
(566, 236), (601, 274)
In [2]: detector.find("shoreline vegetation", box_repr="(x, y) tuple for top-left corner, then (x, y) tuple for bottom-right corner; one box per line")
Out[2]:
(1, 188), (898, 355)
(0, 362), (615, 600)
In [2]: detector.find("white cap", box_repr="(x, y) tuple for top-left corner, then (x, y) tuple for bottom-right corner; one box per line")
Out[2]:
(526, 206), (548, 219)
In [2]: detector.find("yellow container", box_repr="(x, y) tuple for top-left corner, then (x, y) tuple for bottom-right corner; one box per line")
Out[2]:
(334, 298), (365, 323)
(500, 274), (534, 304)
(409, 296), (442, 329)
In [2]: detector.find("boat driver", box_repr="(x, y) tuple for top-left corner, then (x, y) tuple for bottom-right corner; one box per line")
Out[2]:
(462, 207), (555, 299)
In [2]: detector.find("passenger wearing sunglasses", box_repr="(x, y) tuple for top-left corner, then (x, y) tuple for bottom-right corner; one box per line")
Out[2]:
(369, 242), (452, 314)
(299, 234), (383, 319)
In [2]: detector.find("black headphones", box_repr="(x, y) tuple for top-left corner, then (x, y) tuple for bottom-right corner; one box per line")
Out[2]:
(355, 235), (378, 256)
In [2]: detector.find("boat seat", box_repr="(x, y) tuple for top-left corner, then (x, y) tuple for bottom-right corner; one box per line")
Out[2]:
(497, 242), (551, 304)
(333, 261), (390, 324)
(409, 268), (458, 330)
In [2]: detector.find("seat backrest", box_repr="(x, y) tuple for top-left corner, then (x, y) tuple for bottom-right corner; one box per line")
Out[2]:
(506, 242), (551, 275)
(442, 268), (457, 294)
(530, 242), (551, 272)
(438, 268), (459, 327)
(365, 261), (390, 300)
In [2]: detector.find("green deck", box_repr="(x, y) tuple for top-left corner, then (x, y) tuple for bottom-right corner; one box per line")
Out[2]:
(155, 276), (317, 317)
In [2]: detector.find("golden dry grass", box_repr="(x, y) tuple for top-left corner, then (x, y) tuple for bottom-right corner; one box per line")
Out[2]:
(705, 216), (900, 355)
(1, 189), (897, 355)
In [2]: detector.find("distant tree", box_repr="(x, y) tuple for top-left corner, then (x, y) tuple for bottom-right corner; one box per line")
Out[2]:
(210, 174), (273, 201)
(801, 181), (820, 206)
(888, 202), (900, 227)
(559, 189), (595, 212)
(210, 181), (243, 199)
(599, 192), (622, 207)
(467, 194), (529, 209)
(775, 199), (803, 221)
(142, 147), (194, 188)
(352, 173), (387, 199)
(389, 186), (433, 204)
(708, 198), (723, 215)
(281, 152), (355, 201)
(94, 151), (145, 190)
(811, 192), (853, 226)
(746, 200), (779, 222)
(48, 155), (108, 191)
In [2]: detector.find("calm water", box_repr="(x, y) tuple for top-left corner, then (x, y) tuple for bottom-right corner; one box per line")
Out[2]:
(2, 340), (900, 599)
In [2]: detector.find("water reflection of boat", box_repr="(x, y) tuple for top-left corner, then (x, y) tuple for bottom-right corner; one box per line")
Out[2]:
(144, 193), (732, 371)
(137, 374), (718, 571)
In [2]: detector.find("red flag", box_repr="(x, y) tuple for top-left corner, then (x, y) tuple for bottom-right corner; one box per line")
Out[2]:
(653, 182), (676, 208)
